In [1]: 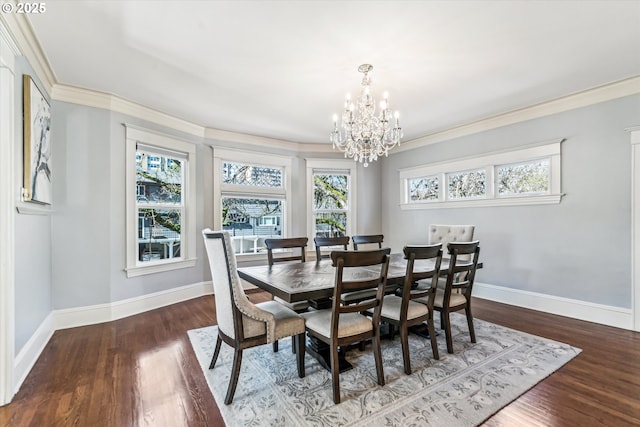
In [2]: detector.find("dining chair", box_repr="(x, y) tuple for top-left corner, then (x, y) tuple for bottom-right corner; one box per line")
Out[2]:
(342, 234), (386, 305)
(301, 248), (390, 404)
(265, 237), (309, 352)
(428, 224), (475, 291)
(202, 229), (306, 404)
(428, 241), (480, 354)
(371, 244), (442, 374)
(313, 236), (350, 260)
(352, 234), (384, 250)
(428, 224), (475, 259)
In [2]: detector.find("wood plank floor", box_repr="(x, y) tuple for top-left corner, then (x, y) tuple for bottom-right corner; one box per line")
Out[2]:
(1, 292), (639, 426)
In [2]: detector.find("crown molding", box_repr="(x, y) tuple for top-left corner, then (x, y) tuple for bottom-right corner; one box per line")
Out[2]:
(397, 75), (640, 153)
(0, 10), (55, 91)
(52, 84), (206, 138)
(205, 127), (332, 153)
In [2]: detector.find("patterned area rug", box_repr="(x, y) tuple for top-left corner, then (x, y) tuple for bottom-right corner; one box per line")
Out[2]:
(188, 314), (580, 426)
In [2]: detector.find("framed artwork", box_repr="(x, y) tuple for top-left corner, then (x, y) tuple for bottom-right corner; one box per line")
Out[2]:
(23, 75), (52, 205)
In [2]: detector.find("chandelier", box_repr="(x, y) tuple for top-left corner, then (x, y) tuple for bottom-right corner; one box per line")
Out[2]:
(330, 64), (403, 167)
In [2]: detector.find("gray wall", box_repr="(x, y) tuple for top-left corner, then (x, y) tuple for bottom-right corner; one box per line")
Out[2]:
(381, 94), (639, 309)
(45, 100), (383, 314)
(14, 57), (53, 353)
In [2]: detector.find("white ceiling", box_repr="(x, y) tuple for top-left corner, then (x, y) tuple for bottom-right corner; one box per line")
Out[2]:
(27, 0), (640, 144)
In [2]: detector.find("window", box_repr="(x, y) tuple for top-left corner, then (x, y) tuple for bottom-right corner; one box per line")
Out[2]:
(213, 148), (292, 256)
(447, 169), (487, 200)
(125, 125), (196, 277)
(399, 139), (563, 209)
(306, 159), (357, 240)
(496, 159), (550, 196)
(409, 175), (439, 202)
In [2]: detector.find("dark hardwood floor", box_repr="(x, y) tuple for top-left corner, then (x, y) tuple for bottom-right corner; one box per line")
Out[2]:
(1, 292), (639, 426)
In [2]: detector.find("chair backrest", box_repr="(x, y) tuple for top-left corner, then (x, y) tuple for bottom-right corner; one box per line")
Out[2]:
(352, 234), (384, 250)
(400, 244), (443, 310)
(264, 237), (308, 266)
(314, 236), (350, 260)
(443, 241), (481, 303)
(428, 224), (475, 260)
(330, 248), (390, 334)
(203, 229), (282, 344)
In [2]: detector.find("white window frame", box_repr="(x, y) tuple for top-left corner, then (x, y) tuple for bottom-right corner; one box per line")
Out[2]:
(400, 139), (563, 210)
(213, 148), (292, 259)
(125, 125), (197, 277)
(306, 159), (357, 242)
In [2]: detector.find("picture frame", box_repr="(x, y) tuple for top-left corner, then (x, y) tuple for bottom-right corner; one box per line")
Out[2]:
(23, 74), (52, 205)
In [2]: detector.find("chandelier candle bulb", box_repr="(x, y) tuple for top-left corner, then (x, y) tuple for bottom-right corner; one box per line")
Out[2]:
(329, 64), (403, 167)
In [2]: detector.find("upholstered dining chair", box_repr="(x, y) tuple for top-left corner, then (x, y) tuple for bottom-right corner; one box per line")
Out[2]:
(352, 234), (384, 251)
(427, 241), (480, 354)
(313, 236), (350, 260)
(427, 224), (475, 291)
(202, 229), (306, 405)
(371, 244), (442, 374)
(301, 248), (390, 404)
(265, 237), (309, 352)
(428, 225), (475, 259)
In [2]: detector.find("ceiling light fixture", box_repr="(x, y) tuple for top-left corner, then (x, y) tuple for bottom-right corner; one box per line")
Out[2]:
(330, 64), (403, 167)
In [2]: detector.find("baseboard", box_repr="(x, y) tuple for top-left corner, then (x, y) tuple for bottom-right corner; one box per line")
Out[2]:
(13, 281), (214, 396)
(55, 281), (214, 330)
(14, 311), (54, 396)
(474, 282), (634, 331)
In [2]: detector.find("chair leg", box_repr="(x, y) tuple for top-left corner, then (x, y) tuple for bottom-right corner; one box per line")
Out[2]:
(224, 348), (243, 405)
(442, 310), (454, 354)
(400, 325), (411, 375)
(295, 333), (306, 378)
(372, 334), (385, 386)
(292, 336), (296, 353)
(330, 344), (341, 404)
(209, 334), (223, 369)
(466, 305), (476, 343)
(427, 317), (440, 360)
(273, 340), (279, 352)
(440, 310), (445, 330)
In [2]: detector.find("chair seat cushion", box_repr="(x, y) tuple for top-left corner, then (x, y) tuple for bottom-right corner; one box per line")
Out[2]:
(432, 290), (467, 308)
(255, 300), (306, 341)
(374, 295), (429, 321)
(274, 296), (310, 312)
(301, 310), (372, 339)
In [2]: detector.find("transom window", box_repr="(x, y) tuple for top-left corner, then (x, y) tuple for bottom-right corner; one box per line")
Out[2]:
(497, 159), (550, 196)
(400, 139), (563, 209)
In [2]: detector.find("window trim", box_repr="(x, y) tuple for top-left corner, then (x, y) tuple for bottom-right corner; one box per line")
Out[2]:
(213, 148), (292, 259)
(125, 125), (197, 277)
(399, 139), (564, 210)
(306, 159), (357, 242)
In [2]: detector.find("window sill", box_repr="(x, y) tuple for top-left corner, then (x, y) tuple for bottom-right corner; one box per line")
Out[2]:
(125, 258), (197, 278)
(400, 193), (564, 210)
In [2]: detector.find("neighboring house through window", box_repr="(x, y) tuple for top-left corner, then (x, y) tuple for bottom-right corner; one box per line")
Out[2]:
(213, 148), (292, 255)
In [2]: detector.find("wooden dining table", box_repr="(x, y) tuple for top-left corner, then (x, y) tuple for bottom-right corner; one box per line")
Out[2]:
(237, 253), (481, 371)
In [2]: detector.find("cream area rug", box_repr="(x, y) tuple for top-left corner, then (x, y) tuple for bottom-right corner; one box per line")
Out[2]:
(188, 313), (580, 426)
